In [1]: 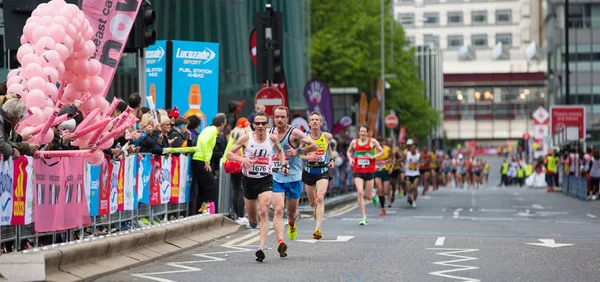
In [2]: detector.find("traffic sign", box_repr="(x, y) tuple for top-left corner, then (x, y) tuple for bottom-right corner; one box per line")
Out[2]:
(255, 87), (284, 116)
(532, 106), (549, 124)
(551, 106), (586, 140)
(385, 114), (399, 129)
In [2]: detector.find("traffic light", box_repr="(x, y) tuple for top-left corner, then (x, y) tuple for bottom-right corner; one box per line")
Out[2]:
(255, 4), (284, 84)
(124, 0), (156, 52)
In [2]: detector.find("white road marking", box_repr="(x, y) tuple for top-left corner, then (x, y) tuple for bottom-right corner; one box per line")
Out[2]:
(327, 204), (358, 218)
(238, 230), (274, 246)
(296, 235), (354, 243)
(442, 208), (446, 212)
(435, 237), (446, 246)
(222, 231), (259, 247)
(532, 204), (545, 210)
(453, 208), (463, 219)
(587, 213), (597, 219)
(471, 191), (476, 207)
(513, 192), (519, 196)
(427, 248), (480, 282)
(526, 239), (573, 248)
(469, 208), (473, 212)
(480, 208), (517, 213)
(514, 197), (524, 201)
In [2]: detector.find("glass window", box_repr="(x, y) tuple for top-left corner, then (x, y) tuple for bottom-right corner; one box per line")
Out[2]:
(472, 34), (488, 48)
(471, 11), (487, 25)
(398, 13), (415, 27)
(448, 12), (463, 25)
(424, 12), (440, 26)
(496, 10), (512, 24)
(496, 33), (512, 47)
(448, 35), (464, 48)
(424, 34), (440, 47)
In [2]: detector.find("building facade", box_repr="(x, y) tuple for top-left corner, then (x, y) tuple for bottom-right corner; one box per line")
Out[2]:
(546, 0), (600, 144)
(416, 45), (444, 148)
(394, 0), (547, 143)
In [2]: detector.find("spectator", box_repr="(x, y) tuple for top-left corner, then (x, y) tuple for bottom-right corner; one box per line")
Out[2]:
(169, 106), (181, 125)
(168, 117), (190, 148)
(113, 100), (128, 118)
(247, 103), (265, 129)
(585, 150), (600, 201)
(190, 114), (226, 215)
(134, 113), (162, 155)
(222, 117), (251, 223)
(128, 92), (143, 120)
(187, 115), (200, 144)
(226, 100), (240, 131)
(210, 113), (227, 171)
(0, 98), (36, 158)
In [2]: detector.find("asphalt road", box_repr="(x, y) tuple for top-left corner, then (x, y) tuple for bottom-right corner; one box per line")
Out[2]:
(98, 156), (600, 282)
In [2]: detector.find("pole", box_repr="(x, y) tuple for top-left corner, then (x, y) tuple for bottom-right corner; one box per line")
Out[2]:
(381, 0), (386, 138)
(138, 48), (147, 106)
(565, 0), (570, 105)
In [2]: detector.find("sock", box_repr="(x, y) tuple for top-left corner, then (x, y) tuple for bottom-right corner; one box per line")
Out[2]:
(278, 239), (284, 245)
(288, 219), (295, 227)
(379, 196), (385, 209)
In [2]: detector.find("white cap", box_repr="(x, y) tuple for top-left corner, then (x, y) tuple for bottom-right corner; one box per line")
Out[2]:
(458, 153), (464, 159)
(406, 139), (414, 145)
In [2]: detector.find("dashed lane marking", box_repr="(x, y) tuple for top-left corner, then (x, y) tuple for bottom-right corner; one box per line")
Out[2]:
(435, 237), (445, 246)
(586, 214), (597, 219)
(453, 208), (463, 219)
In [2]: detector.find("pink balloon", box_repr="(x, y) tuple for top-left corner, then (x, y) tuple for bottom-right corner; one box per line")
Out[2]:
(20, 35), (29, 45)
(46, 83), (58, 101)
(87, 59), (101, 76)
(42, 129), (54, 145)
(88, 76), (105, 94)
(86, 150), (105, 166)
(79, 40), (95, 59)
(73, 76), (90, 92)
(23, 107), (45, 126)
(61, 85), (81, 104)
(32, 26), (50, 43)
(35, 36), (56, 55)
(20, 53), (42, 66)
(7, 68), (22, 79)
(49, 0), (67, 8)
(42, 67), (59, 84)
(64, 57), (77, 70)
(56, 62), (65, 77)
(61, 35), (74, 49)
(18, 126), (36, 136)
(73, 59), (89, 75)
(46, 97), (54, 108)
(53, 15), (69, 29)
(22, 63), (44, 79)
(73, 37), (85, 52)
(84, 27), (94, 41)
(39, 15), (55, 27)
(48, 24), (66, 43)
(71, 18), (83, 32)
(61, 70), (77, 83)
(98, 137), (114, 150)
(26, 16), (40, 25)
(7, 76), (27, 87)
(26, 76), (47, 91)
(78, 97), (96, 112)
(93, 95), (109, 112)
(42, 105), (54, 119)
(58, 8), (73, 19)
(40, 50), (61, 68)
(23, 23), (39, 42)
(17, 44), (36, 62)
(6, 83), (27, 97)
(54, 43), (70, 61)
(66, 23), (77, 40)
(26, 89), (47, 108)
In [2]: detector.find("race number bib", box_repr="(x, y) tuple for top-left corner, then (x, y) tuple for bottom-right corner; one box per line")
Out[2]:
(376, 160), (387, 170)
(408, 162), (418, 170)
(357, 157), (371, 168)
(271, 154), (288, 169)
(249, 157), (270, 173)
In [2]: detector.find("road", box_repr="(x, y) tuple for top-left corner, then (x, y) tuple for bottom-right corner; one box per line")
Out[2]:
(98, 156), (600, 282)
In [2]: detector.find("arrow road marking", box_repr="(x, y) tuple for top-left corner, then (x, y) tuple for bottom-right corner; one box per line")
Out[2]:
(296, 236), (354, 244)
(453, 208), (463, 219)
(526, 239), (573, 248)
(435, 237), (445, 246)
(427, 248), (480, 282)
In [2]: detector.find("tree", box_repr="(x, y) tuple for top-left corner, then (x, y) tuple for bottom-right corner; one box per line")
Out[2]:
(310, 0), (439, 137)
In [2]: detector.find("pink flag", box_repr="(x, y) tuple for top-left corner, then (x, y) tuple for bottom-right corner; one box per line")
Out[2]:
(33, 157), (91, 232)
(83, 0), (143, 97)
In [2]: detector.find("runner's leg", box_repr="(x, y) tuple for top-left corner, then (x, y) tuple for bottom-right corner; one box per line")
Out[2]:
(315, 178), (328, 231)
(271, 192), (285, 243)
(412, 177), (420, 201)
(245, 198), (258, 227)
(355, 177), (366, 218)
(383, 179), (390, 208)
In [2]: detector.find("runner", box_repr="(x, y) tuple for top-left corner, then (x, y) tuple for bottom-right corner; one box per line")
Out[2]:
(442, 154), (453, 188)
(346, 123), (384, 225)
(225, 112), (289, 262)
(301, 111), (333, 239)
(404, 139), (422, 208)
(388, 137), (402, 204)
(375, 137), (395, 214)
(269, 106), (317, 250)
(420, 146), (431, 195)
(456, 154), (466, 188)
(430, 146), (439, 191)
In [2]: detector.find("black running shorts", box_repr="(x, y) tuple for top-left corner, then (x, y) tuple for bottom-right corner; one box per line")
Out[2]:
(353, 172), (375, 181)
(302, 171), (331, 186)
(242, 175), (273, 200)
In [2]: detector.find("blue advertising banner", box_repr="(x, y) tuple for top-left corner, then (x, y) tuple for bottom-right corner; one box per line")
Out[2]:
(146, 41), (167, 109)
(171, 41), (220, 129)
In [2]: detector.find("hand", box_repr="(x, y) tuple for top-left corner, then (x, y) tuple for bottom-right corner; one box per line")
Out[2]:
(287, 148), (298, 157)
(204, 161), (212, 172)
(281, 166), (290, 176)
(348, 157), (355, 167)
(241, 158), (252, 168)
(328, 160), (335, 170)
(29, 144), (40, 151)
(80, 144), (93, 150)
(110, 148), (121, 155)
(12, 148), (20, 159)
(62, 133), (75, 144)
(388, 168), (394, 175)
(365, 154), (374, 159)
(307, 153), (319, 162)
(168, 138), (177, 145)
(21, 131), (35, 141)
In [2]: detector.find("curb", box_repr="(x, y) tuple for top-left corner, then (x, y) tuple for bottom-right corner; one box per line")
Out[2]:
(298, 192), (357, 214)
(0, 214), (244, 282)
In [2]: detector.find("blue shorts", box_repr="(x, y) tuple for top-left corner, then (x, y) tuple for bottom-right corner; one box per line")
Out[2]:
(273, 180), (303, 199)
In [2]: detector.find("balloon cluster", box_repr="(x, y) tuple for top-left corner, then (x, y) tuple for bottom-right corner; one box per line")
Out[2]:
(6, 0), (136, 165)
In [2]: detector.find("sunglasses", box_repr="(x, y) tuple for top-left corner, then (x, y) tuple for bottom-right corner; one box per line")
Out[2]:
(253, 121), (268, 126)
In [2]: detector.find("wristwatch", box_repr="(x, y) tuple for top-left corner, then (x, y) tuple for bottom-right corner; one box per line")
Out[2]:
(281, 163), (289, 169)
(296, 148), (302, 155)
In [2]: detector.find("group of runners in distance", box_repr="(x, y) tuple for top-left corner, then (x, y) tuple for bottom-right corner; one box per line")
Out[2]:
(225, 108), (489, 262)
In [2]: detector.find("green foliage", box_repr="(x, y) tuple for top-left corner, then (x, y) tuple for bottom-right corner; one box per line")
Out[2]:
(310, 0), (439, 137)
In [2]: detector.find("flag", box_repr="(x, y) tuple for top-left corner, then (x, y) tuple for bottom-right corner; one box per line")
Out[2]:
(359, 93), (368, 124)
(303, 80), (334, 131)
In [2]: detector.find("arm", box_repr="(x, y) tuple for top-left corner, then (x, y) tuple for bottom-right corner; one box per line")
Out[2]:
(0, 129), (14, 157)
(389, 147), (396, 174)
(271, 134), (289, 176)
(287, 128), (317, 157)
(226, 134), (249, 163)
(346, 140), (356, 166)
(371, 139), (384, 159)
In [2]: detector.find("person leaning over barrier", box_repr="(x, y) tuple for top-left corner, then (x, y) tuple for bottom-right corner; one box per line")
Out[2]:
(0, 97), (38, 158)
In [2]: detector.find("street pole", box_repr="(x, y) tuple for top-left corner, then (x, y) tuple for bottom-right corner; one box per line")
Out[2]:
(565, 0), (570, 105)
(381, 0), (386, 138)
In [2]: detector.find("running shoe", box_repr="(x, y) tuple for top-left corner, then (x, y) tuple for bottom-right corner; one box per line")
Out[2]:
(372, 196), (379, 207)
(287, 222), (297, 240)
(387, 204), (392, 208)
(277, 241), (288, 257)
(398, 190), (404, 197)
(379, 209), (386, 216)
(359, 217), (368, 226)
(411, 201), (417, 208)
(407, 196), (413, 206)
(255, 249), (266, 262)
(313, 228), (322, 239)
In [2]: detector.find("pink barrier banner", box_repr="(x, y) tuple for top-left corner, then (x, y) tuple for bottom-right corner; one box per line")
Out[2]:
(33, 157), (90, 232)
(83, 0), (143, 97)
(10, 156), (34, 226)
